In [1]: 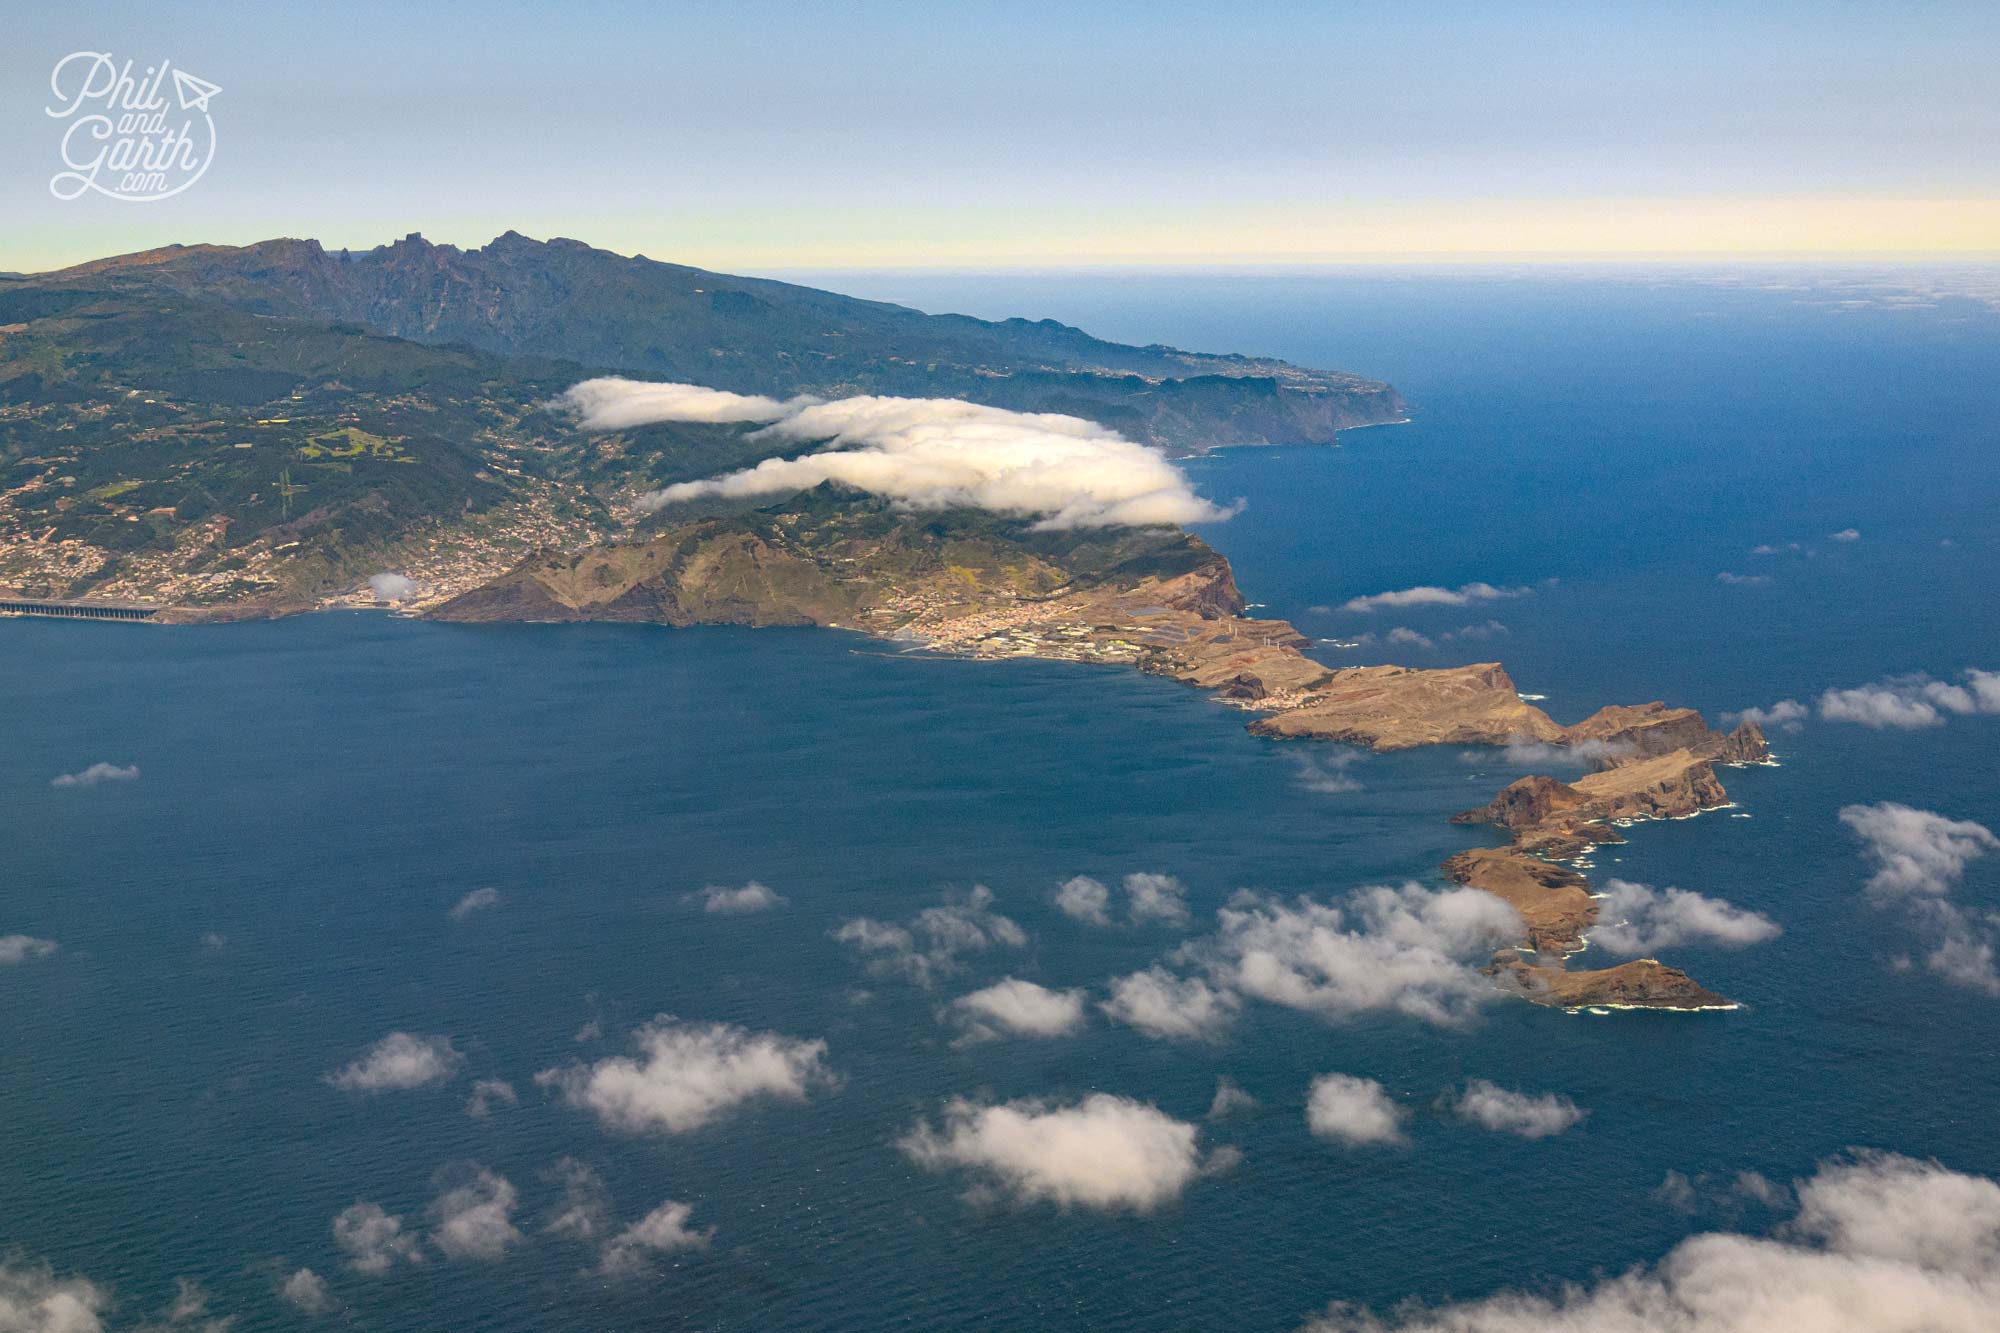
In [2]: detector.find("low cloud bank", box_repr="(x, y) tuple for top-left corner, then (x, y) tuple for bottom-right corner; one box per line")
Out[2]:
(367, 572), (416, 601)
(951, 978), (1087, 1042)
(1591, 880), (1782, 955)
(1303, 1151), (2000, 1333)
(834, 885), (1025, 987)
(279, 1267), (332, 1313)
(1842, 802), (2000, 994)
(597, 1200), (713, 1276)
(327, 1032), (463, 1093)
(333, 1201), (424, 1274)
(1306, 1073), (1407, 1146)
(902, 1093), (1218, 1212)
(1449, 1079), (1587, 1138)
(537, 1015), (833, 1135)
(450, 888), (502, 920)
(1054, 872), (1189, 926)
(50, 762), (139, 788)
(0, 1254), (109, 1331)
(429, 1164), (523, 1262)
(1102, 967), (1239, 1042)
(1725, 699), (1808, 732)
(1184, 883), (1527, 1028)
(0, 935), (57, 965)
(688, 881), (787, 914)
(1340, 582), (1531, 614)
(557, 378), (1233, 530)
(1819, 669), (2000, 729)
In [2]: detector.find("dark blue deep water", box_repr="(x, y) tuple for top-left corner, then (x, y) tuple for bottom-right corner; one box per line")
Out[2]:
(5, 271), (1999, 1329)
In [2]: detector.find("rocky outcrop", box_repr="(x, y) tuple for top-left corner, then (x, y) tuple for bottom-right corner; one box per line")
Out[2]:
(1495, 957), (1734, 1011)
(1247, 662), (1565, 751)
(1442, 848), (1596, 955)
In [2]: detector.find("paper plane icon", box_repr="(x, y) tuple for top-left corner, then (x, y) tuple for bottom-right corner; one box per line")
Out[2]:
(171, 68), (222, 113)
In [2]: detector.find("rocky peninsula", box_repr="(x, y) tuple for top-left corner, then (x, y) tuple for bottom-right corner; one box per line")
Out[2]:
(430, 496), (1767, 1012)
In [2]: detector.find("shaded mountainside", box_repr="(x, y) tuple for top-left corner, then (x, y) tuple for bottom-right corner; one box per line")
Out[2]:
(39, 232), (1404, 452)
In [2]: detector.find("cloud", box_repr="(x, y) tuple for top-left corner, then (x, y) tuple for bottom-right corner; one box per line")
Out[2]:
(1725, 699), (1808, 732)
(951, 978), (1087, 1042)
(1469, 737), (1635, 769)
(1841, 804), (1998, 901)
(1716, 571), (1772, 586)
(1590, 880), (1783, 954)
(1842, 803), (2000, 994)
(537, 1015), (833, 1135)
(833, 885), (1025, 986)
(50, 762), (139, 788)
(1818, 669), (2000, 729)
(1340, 582), (1530, 614)
(1101, 967), (1238, 1042)
(1450, 1079), (1587, 1138)
(1124, 873), (1190, 927)
(1386, 626), (1435, 649)
(465, 1079), (518, 1118)
(164, 1276), (213, 1323)
(541, 1158), (611, 1240)
(901, 1093), (1218, 1212)
(596, 1201), (713, 1277)
(1302, 1151), (2000, 1333)
(1830, 527), (1862, 541)
(326, 1032), (463, 1093)
(332, 1201), (424, 1274)
(0, 936), (57, 966)
(1184, 883), (1526, 1028)
(1306, 1073), (1407, 1146)
(1208, 1077), (1258, 1119)
(0, 1254), (109, 1332)
(1292, 751), (1366, 794)
(278, 1267), (332, 1315)
(449, 888), (501, 920)
(428, 1165), (523, 1262)
(559, 378), (1234, 530)
(686, 881), (786, 914)
(367, 572), (416, 601)
(1441, 620), (1510, 642)
(1053, 875), (1112, 926)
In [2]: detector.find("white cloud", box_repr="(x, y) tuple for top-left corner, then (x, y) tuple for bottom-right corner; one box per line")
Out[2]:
(449, 888), (501, 920)
(1841, 804), (1998, 901)
(1340, 582), (1530, 614)
(1830, 527), (1862, 541)
(1306, 1073), (1407, 1146)
(901, 1093), (1217, 1212)
(326, 1032), (463, 1093)
(164, 1276), (212, 1323)
(332, 1201), (423, 1274)
(1842, 803), (2000, 995)
(1442, 620), (1510, 642)
(0, 1254), (109, 1332)
(1591, 880), (1782, 955)
(1101, 967), (1238, 1042)
(367, 572), (416, 601)
(1725, 699), (1808, 732)
(1386, 626), (1435, 649)
(1819, 669), (2000, 729)
(559, 378), (1234, 530)
(1208, 1077), (1258, 1119)
(1124, 873), (1190, 927)
(1293, 750), (1366, 793)
(0, 936), (57, 966)
(428, 1165), (523, 1262)
(597, 1201), (713, 1277)
(1053, 875), (1112, 926)
(278, 1267), (332, 1315)
(1186, 883), (1526, 1028)
(465, 1079), (517, 1118)
(1716, 571), (1772, 586)
(1302, 1151), (2000, 1333)
(537, 1015), (833, 1135)
(1471, 737), (1635, 769)
(1450, 1079), (1587, 1138)
(542, 1158), (610, 1240)
(687, 881), (787, 914)
(951, 977), (1087, 1042)
(833, 885), (1025, 986)
(49, 762), (138, 789)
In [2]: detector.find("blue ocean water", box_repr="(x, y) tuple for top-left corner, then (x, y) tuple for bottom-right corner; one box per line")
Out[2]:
(5, 271), (1999, 1329)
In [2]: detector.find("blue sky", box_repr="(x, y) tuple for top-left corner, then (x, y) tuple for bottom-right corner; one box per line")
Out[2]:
(4, 0), (1996, 271)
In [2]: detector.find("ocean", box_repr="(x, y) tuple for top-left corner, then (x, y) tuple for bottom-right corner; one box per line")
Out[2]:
(5, 269), (1998, 1329)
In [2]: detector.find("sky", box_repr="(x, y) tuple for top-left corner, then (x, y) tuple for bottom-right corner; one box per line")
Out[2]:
(3, 0), (1996, 273)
